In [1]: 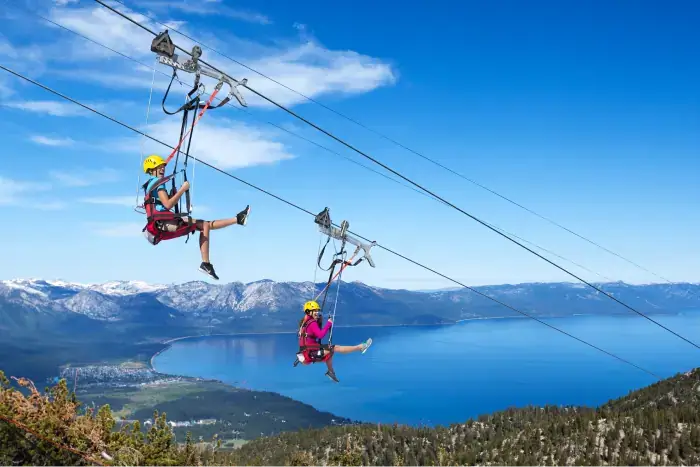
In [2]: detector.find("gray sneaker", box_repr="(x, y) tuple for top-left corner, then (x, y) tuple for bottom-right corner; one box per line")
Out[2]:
(325, 370), (339, 383)
(361, 338), (372, 354)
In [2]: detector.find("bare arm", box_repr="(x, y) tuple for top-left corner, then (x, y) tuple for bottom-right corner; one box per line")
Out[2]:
(156, 181), (189, 210)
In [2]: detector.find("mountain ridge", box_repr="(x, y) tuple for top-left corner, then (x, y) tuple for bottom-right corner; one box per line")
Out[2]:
(2, 278), (700, 339)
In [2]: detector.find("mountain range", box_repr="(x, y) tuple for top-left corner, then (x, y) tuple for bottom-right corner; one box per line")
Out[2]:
(2, 278), (700, 339)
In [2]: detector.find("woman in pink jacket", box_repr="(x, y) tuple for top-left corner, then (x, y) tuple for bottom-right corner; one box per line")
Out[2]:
(297, 300), (372, 382)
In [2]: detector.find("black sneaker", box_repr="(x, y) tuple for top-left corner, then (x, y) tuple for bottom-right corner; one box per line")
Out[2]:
(325, 370), (339, 383)
(199, 262), (219, 280)
(237, 205), (250, 226)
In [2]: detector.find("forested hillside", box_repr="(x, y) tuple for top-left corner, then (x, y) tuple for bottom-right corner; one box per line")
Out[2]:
(3, 367), (700, 465)
(228, 367), (700, 465)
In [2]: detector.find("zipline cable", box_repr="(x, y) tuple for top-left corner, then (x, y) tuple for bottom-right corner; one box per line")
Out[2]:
(108, 0), (679, 287)
(0, 63), (663, 381)
(89, 0), (700, 353)
(0, 0), (432, 205)
(7, 0), (615, 284)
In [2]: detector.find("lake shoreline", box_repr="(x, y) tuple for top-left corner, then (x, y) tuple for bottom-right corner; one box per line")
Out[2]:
(149, 322), (456, 372)
(147, 311), (649, 373)
(147, 310), (700, 427)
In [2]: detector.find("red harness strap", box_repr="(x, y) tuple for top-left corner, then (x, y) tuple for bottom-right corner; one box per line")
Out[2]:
(141, 175), (197, 245)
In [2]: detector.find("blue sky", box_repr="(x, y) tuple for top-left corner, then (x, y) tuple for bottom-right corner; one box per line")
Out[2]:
(0, 0), (698, 289)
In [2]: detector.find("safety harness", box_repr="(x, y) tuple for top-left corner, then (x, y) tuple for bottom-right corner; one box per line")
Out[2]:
(140, 30), (248, 245)
(293, 208), (372, 367)
(141, 173), (198, 245)
(295, 314), (333, 365)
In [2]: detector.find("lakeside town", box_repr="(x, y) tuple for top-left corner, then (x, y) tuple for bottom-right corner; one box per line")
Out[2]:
(55, 364), (208, 389)
(49, 362), (352, 443)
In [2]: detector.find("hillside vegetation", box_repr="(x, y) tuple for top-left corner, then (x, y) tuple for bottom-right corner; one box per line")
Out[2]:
(228, 367), (700, 465)
(3, 366), (700, 465)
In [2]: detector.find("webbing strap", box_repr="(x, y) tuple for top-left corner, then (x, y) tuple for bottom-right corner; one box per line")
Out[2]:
(318, 261), (338, 315)
(161, 70), (203, 116)
(316, 235), (333, 271)
(163, 83), (221, 166)
(171, 95), (197, 222)
(313, 246), (362, 304)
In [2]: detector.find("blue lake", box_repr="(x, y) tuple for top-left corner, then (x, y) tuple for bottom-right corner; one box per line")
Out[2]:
(153, 312), (700, 427)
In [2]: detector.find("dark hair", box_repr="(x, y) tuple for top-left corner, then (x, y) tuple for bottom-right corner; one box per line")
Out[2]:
(298, 312), (309, 328)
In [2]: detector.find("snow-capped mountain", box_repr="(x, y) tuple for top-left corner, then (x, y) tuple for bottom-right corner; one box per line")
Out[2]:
(90, 280), (169, 296)
(58, 290), (123, 321)
(1, 278), (699, 336)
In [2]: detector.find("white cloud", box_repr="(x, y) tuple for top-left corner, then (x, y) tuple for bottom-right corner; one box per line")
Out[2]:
(125, 117), (296, 170)
(0, 35), (47, 75)
(0, 77), (13, 99)
(0, 36), (43, 62)
(48, 4), (157, 60)
(30, 135), (75, 147)
(49, 168), (122, 187)
(240, 41), (397, 107)
(0, 175), (64, 210)
(54, 66), (179, 92)
(78, 195), (210, 214)
(41, 4), (395, 107)
(79, 196), (137, 207)
(138, 0), (271, 25)
(6, 100), (86, 117)
(33, 201), (67, 210)
(0, 176), (49, 206)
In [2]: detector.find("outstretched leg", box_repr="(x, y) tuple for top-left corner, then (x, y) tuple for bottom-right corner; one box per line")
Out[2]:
(193, 206), (250, 280)
(333, 344), (362, 354)
(323, 339), (372, 383)
(334, 339), (372, 354)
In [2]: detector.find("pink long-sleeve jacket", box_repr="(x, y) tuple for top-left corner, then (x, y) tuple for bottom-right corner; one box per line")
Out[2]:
(301, 317), (332, 346)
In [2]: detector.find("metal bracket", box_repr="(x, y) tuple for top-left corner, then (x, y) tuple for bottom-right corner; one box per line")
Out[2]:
(314, 208), (376, 268)
(152, 30), (248, 107)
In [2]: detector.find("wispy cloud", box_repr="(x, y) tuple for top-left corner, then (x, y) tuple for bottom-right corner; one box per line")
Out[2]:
(49, 168), (122, 187)
(0, 35), (47, 75)
(241, 41), (397, 108)
(113, 116), (295, 170)
(48, 4), (157, 61)
(0, 35), (44, 62)
(0, 175), (65, 210)
(138, 0), (271, 25)
(78, 195), (210, 215)
(30, 135), (75, 146)
(0, 176), (49, 206)
(5, 100), (86, 117)
(41, 4), (396, 108)
(33, 201), (67, 210)
(52, 66), (177, 92)
(0, 76), (13, 99)
(79, 196), (136, 207)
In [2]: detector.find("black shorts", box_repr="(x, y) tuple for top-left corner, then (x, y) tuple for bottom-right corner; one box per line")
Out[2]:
(310, 344), (335, 361)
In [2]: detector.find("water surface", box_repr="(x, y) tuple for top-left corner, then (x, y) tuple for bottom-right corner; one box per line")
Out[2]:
(153, 312), (700, 426)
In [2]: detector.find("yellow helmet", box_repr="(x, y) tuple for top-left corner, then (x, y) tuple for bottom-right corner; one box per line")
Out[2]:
(143, 154), (166, 173)
(303, 300), (320, 313)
